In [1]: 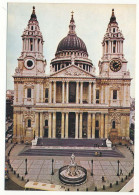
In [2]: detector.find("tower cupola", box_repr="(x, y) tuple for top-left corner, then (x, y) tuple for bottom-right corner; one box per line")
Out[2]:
(15, 6), (46, 77)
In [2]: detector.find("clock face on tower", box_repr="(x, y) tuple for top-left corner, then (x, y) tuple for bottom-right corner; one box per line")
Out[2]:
(110, 59), (122, 72)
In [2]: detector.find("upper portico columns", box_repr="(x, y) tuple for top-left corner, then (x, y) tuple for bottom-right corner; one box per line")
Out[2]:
(49, 81), (52, 103)
(62, 81), (65, 103)
(76, 81), (79, 104)
(89, 81), (92, 104)
(93, 81), (96, 104)
(80, 81), (83, 104)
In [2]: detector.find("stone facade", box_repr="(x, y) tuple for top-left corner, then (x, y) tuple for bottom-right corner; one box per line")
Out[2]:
(13, 7), (131, 143)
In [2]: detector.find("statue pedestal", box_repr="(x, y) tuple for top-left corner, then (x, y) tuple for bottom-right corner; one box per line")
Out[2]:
(31, 137), (38, 146)
(106, 139), (112, 148)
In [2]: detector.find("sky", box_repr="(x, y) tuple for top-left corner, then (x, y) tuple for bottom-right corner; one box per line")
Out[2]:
(6, 3), (136, 97)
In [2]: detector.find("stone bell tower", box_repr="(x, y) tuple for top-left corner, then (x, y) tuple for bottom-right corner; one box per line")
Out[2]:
(98, 9), (130, 78)
(15, 6), (46, 77)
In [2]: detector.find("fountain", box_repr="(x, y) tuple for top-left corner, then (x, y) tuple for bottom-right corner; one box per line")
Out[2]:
(59, 153), (87, 185)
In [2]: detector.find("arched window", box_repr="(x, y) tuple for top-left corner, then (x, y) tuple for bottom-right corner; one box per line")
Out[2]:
(112, 121), (115, 129)
(28, 119), (31, 127)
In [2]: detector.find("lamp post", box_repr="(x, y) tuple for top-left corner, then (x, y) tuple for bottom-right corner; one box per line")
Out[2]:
(25, 158), (28, 175)
(91, 159), (93, 176)
(117, 160), (120, 176)
(51, 159), (54, 175)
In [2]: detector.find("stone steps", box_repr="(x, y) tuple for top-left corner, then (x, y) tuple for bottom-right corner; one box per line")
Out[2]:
(37, 138), (107, 147)
(19, 148), (124, 158)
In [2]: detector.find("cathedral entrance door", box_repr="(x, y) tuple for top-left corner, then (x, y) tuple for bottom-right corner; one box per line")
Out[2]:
(68, 112), (75, 138)
(95, 130), (99, 138)
(44, 128), (48, 137)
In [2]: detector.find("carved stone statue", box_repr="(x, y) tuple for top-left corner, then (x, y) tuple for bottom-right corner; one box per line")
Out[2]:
(70, 153), (75, 165)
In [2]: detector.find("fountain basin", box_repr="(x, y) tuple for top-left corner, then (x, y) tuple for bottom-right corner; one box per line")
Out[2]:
(59, 165), (87, 185)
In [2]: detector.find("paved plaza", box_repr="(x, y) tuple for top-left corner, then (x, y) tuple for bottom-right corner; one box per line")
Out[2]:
(8, 144), (134, 191)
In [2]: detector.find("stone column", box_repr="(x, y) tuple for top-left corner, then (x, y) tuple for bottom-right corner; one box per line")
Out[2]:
(53, 81), (56, 104)
(53, 112), (56, 138)
(80, 81), (83, 104)
(48, 112), (52, 138)
(49, 81), (52, 103)
(93, 82), (96, 104)
(92, 113), (95, 138)
(40, 112), (43, 138)
(79, 112), (83, 138)
(65, 112), (69, 138)
(75, 112), (79, 138)
(100, 113), (104, 138)
(105, 86), (108, 104)
(62, 81), (65, 103)
(87, 113), (91, 138)
(123, 84), (126, 106)
(76, 81), (79, 104)
(61, 112), (65, 138)
(101, 85), (103, 104)
(66, 81), (69, 103)
(35, 112), (39, 137)
(89, 82), (92, 104)
(104, 114), (108, 138)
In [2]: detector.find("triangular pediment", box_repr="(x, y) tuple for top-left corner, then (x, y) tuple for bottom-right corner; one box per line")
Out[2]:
(50, 65), (95, 78)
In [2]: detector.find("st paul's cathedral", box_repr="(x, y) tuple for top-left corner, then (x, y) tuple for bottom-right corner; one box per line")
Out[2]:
(13, 7), (131, 144)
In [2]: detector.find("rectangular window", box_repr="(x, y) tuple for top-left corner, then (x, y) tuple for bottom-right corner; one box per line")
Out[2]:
(96, 90), (99, 99)
(45, 88), (48, 98)
(113, 90), (117, 99)
(28, 119), (31, 127)
(27, 88), (31, 98)
(113, 28), (115, 32)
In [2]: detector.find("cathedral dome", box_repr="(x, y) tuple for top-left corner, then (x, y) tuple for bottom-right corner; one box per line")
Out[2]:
(56, 34), (88, 54)
(55, 12), (88, 56)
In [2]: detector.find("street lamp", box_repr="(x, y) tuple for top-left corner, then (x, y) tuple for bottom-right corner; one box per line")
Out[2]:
(51, 159), (54, 175)
(91, 159), (93, 176)
(25, 158), (28, 175)
(117, 160), (120, 176)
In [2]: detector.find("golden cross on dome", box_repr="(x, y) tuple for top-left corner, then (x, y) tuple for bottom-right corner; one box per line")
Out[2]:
(71, 11), (74, 16)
